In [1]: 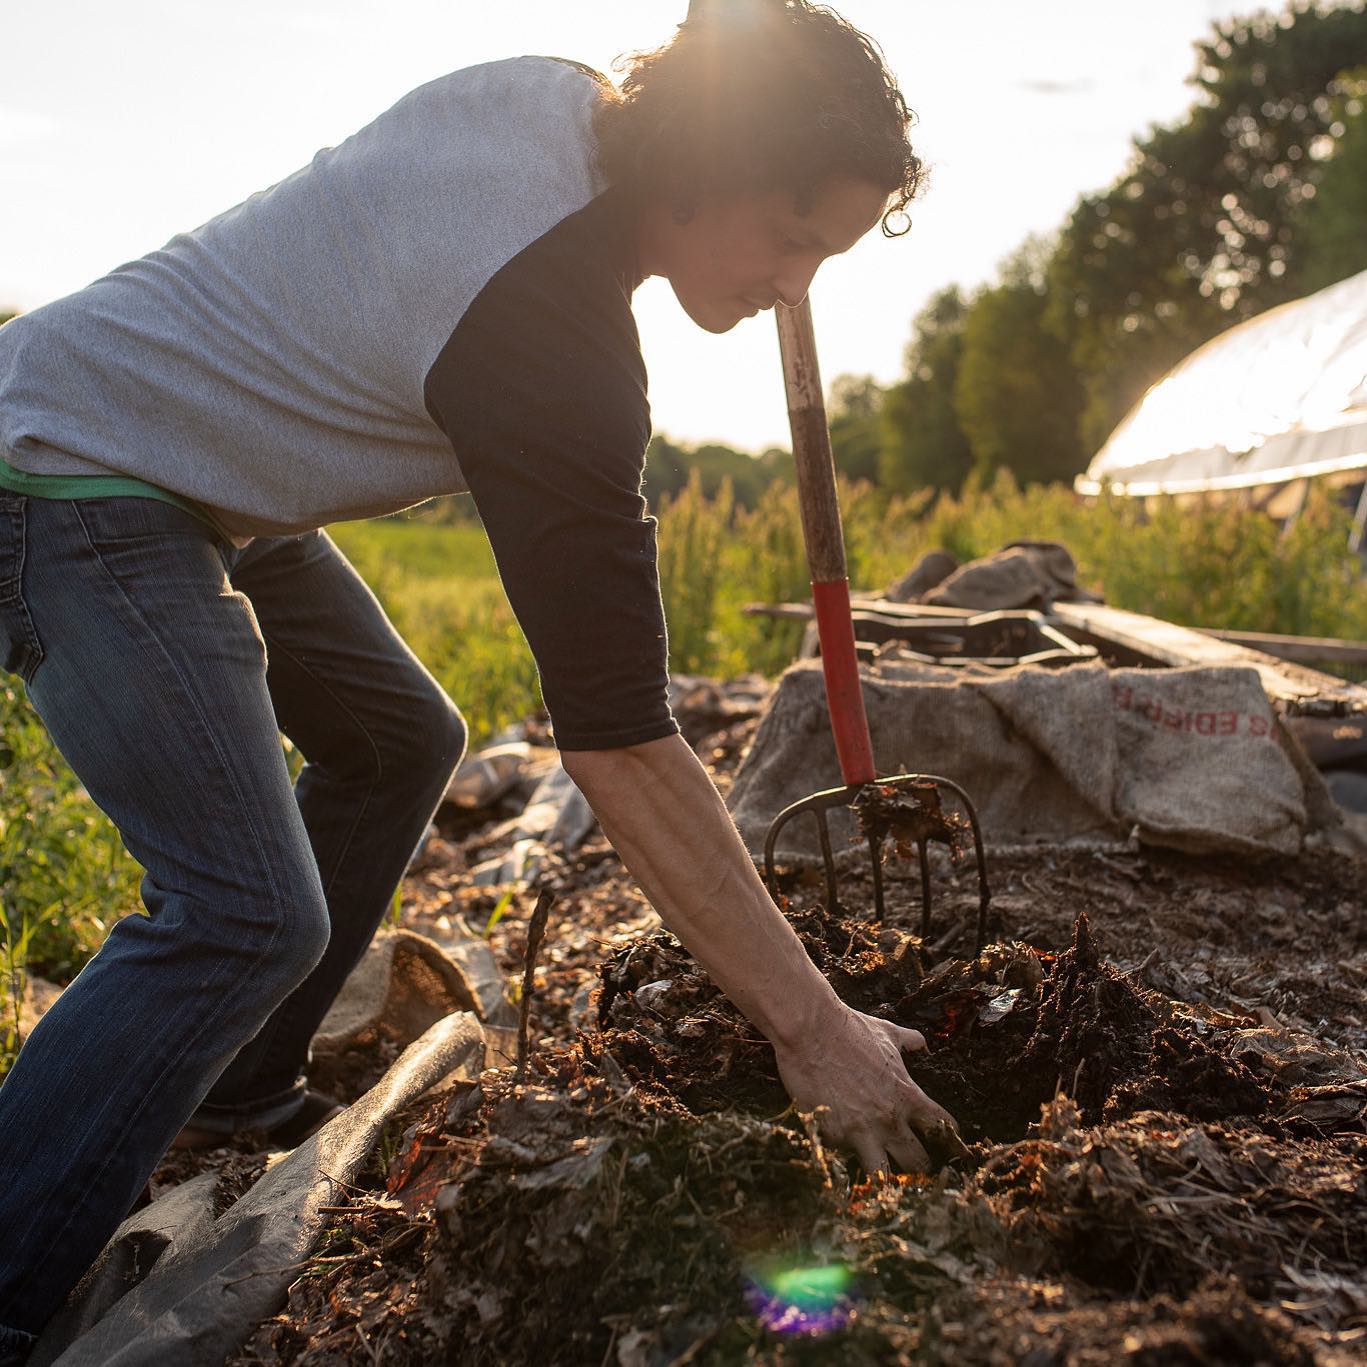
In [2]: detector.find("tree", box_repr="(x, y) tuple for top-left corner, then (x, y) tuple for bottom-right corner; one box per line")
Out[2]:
(826, 373), (884, 485)
(1298, 67), (1367, 291)
(643, 434), (774, 510)
(1047, 4), (1367, 450)
(879, 287), (973, 494)
(954, 240), (1087, 486)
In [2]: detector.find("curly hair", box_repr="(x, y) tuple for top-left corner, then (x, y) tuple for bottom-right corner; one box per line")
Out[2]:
(593, 0), (924, 237)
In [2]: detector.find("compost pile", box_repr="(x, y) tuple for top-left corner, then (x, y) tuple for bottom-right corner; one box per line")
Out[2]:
(222, 689), (1366, 1367)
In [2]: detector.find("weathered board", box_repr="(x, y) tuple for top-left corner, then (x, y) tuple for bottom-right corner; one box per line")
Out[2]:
(1050, 602), (1367, 714)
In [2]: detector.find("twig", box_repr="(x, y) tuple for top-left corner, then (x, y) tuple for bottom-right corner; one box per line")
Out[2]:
(516, 887), (555, 1083)
(354, 1322), (382, 1367)
(666, 1326), (722, 1366)
(929, 920), (967, 958)
(799, 1108), (834, 1189)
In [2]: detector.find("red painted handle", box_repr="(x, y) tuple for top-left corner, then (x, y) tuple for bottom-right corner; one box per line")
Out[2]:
(812, 578), (877, 786)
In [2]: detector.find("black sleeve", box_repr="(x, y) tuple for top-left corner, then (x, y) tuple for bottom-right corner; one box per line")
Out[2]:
(423, 193), (679, 752)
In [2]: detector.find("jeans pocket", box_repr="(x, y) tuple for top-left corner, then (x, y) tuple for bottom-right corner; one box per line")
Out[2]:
(0, 496), (44, 685)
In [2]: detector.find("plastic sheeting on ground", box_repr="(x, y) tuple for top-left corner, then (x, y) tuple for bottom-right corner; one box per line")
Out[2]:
(467, 764), (596, 887)
(30, 1012), (486, 1367)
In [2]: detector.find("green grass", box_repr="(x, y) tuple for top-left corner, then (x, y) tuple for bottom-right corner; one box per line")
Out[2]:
(1, 683), (144, 1070)
(328, 517), (543, 746)
(5, 482), (1367, 1080)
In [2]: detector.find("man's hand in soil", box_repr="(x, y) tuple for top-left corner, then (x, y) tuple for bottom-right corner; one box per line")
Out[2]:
(771, 1007), (957, 1175)
(562, 733), (962, 1177)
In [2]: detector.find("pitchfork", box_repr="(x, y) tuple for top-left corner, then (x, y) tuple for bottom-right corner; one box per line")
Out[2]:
(762, 299), (991, 954)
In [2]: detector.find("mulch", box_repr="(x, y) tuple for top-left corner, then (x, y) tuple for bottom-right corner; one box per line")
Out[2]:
(205, 687), (1367, 1366)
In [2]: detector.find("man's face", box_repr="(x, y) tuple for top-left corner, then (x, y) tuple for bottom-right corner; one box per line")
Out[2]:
(639, 176), (890, 333)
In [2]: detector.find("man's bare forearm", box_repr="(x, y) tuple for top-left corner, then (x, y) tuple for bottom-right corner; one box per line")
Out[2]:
(561, 732), (843, 1050)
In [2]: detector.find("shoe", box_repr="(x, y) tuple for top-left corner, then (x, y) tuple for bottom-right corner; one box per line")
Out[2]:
(262, 1089), (346, 1149)
(169, 1088), (346, 1153)
(132, 1091), (346, 1220)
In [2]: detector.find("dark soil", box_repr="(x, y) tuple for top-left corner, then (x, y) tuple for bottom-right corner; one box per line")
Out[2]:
(594, 909), (1280, 1147)
(234, 877), (1365, 1365)
(222, 696), (1367, 1366)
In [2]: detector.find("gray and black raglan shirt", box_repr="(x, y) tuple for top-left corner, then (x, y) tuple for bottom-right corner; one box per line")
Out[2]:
(0, 56), (679, 751)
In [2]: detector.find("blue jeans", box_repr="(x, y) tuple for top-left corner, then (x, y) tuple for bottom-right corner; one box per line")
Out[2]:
(0, 495), (467, 1353)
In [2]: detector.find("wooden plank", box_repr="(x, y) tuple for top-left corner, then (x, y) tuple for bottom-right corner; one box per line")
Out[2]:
(1194, 628), (1367, 667)
(850, 597), (976, 620)
(747, 597), (1367, 712)
(742, 598), (975, 621)
(1050, 601), (1367, 711)
(742, 601), (817, 621)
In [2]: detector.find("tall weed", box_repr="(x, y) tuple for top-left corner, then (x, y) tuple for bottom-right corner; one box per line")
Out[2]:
(656, 471), (735, 675)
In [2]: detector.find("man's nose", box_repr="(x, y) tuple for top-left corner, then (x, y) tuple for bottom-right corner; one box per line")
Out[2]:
(772, 259), (821, 308)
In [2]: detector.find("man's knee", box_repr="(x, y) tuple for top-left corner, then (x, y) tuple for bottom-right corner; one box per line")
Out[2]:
(390, 686), (467, 794)
(425, 691), (468, 779)
(136, 867), (330, 993)
(279, 893), (332, 984)
(249, 878), (330, 991)
(296, 675), (466, 798)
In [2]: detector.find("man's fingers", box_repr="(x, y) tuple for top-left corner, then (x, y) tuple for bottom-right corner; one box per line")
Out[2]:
(886, 1125), (932, 1175)
(906, 1090), (960, 1136)
(896, 1025), (928, 1054)
(897, 1080), (969, 1161)
(913, 1113), (973, 1163)
(853, 1135), (889, 1181)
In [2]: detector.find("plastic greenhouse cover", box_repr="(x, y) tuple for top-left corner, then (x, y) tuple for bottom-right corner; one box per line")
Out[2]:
(1076, 268), (1367, 497)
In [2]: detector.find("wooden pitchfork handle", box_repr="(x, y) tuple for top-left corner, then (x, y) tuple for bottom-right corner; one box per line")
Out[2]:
(775, 298), (878, 787)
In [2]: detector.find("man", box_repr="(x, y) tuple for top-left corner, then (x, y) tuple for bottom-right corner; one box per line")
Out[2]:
(0, 2), (957, 1353)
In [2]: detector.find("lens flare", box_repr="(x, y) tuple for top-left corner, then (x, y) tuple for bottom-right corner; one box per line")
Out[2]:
(745, 1261), (856, 1335)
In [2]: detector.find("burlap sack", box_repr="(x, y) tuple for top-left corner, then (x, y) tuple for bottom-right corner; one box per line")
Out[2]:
(1103, 668), (1308, 855)
(312, 925), (502, 1059)
(922, 547), (1048, 610)
(914, 540), (1098, 611)
(728, 658), (1313, 861)
(885, 549), (958, 603)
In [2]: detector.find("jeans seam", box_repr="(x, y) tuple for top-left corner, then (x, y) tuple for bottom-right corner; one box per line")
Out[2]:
(4, 505), (303, 1316)
(69, 500), (288, 913)
(264, 630), (384, 900)
(194, 629), (385, 1105)
(1, 499), (44, 684)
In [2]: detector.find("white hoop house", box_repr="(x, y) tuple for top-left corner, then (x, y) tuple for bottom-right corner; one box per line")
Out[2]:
(1077, 269), (1367, 516)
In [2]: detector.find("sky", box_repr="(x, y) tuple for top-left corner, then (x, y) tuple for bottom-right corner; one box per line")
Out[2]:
(1, 0), (1257, 452)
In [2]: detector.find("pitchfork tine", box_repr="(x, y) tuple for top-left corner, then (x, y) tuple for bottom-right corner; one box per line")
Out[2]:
(816, 809), (838, 912)
(917, 841), (932, 940)
(868, 830), (886, 920)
